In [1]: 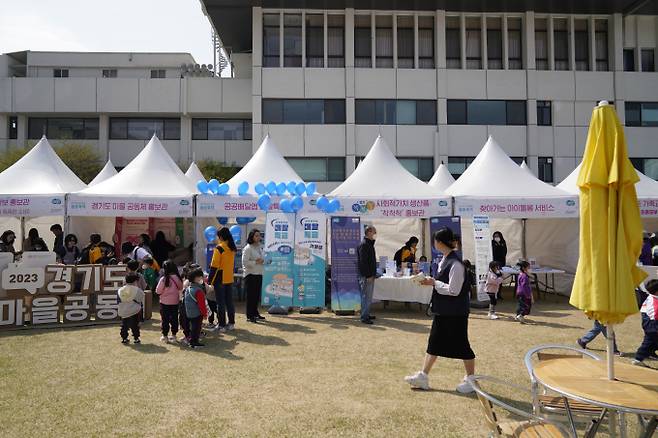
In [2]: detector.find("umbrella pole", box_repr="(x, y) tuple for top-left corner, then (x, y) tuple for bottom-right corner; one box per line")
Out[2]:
(607, 324), (615, 380)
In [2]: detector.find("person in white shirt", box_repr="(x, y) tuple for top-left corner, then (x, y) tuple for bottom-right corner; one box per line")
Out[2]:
(242, 229), (265, 323)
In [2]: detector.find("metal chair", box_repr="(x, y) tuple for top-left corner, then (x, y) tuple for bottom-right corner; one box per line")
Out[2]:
(468, 375), (572, 438)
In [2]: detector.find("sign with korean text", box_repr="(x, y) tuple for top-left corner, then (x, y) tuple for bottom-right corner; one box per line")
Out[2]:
(455, 197), (578, 218)
(330, 216), (361, 312)
(473, 215), (492, 302)
(195, 195), (318, 217)
(67, 195), (193, 217)
(0, 195), (65, 217)
(261, 212), (295, 307)
(293, 213), (326, 308)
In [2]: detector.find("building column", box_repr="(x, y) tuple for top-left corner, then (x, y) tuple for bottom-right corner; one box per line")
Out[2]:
(98, 114), (109, 160)
(0, 114), (8, 151)
(611, 13), (624, 72)
(436, 10), (446, 69)
(525, 11), (536, 70)
(16, 114), (27, 148)
(180, 115), (192, 164)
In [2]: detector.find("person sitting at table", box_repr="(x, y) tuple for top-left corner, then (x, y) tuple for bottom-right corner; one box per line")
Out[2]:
(394, 236), (418, 269)
(23, 228), (48, 252)
(491, 231), (507, 267)
(0, 230), (18, 259)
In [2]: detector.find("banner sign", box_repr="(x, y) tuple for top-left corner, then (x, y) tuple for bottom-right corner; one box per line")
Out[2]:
(0, 263), (153, 330)
(0, 195), (65, 217)
(473, 215), (492, 302)
(639, 199), (658, 217)
(293, 213), (326, 308)
(429, 217), (462, 276)
(261, 212), (295, 307)
(455, 197), (578, 218)
(196, 195), (321, 217)
(68, 195), (193, 217)
(330, 216), (361, 312)
(337, 197), (452, 218)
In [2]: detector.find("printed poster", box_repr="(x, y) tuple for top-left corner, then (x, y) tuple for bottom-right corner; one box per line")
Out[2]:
(261, 212), (295, 307)
(293, 213), (326, 308)
(330, 217), (361, 312)
(429, 216), (462, 276)
(473, 215), (492, 302)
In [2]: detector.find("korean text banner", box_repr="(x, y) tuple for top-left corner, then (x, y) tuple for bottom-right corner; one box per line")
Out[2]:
(335, 197), (452, 219)
(67, 195), (193, 217)
(473, 215), (492, 302)
(330, 216), (361, 312)
(262, 212), (295, 307)
(293, 213), (326, 308)
(196, 195), (317, 217)
(0, 195), (65, 217)
(455, 197), (578, 218)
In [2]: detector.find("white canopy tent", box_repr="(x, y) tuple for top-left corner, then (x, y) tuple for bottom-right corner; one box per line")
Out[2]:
(0, 136), (87, 249)
(520, 160), (535, 177)
(427, 163), (456, 193)
(89, 159), (118, 186)
(185, 162), (206, 184)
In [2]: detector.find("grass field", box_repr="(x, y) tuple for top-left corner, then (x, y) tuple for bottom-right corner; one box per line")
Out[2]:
(0, 293), (654, 437)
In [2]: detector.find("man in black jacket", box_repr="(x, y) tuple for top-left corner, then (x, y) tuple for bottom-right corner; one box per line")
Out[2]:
(357, 225), (377, 324)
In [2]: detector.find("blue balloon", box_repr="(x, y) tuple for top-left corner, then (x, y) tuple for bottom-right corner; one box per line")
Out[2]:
(238, 181), (249, 196)
(217, 217), (228, 225)
(208, 179), (220, 194)
(204, 226), (217, 243)
(316, 196), (329, 211)
(295, 182), (306, 196)
(217, 183), (230, 195)
(328, 199), (341, 214)
(197, 180), (209, 194)
(266, 181), (277, 196)
(287, 181), (297, 194)
(236, 217), (256, 225)
(276, 182), (287, 196)
(291, 196), (304, 212)
(279, 198), (292, 213)
(257, 194), (271, 211)
(255, 183), (266, 195)
(229, 225), (241, 243)
(305, 182), (317, 196)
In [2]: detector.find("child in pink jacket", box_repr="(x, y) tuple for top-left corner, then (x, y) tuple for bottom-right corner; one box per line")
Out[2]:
(155, 260), (183, 343)
(485, 261), (504, 320)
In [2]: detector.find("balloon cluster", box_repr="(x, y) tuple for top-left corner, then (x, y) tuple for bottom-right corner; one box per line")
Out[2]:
(203, 224), (244, 244)
(314, 196), (341, 214)
(254, 180), (319, 213)
(197, 179), (230, 195)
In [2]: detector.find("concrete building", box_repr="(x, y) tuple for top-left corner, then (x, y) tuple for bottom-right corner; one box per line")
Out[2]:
(2, 0), (658, 192)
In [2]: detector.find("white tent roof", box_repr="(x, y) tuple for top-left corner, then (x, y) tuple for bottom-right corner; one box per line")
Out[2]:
(447, 136), (571, 198)
(520, 160), (535, 177)
(427, 163), (455, 193)
(557, 163), (658, 198)
(0, 136), (86, 195)
(89, 159), (118, 186)
(330, 136), (444, 198)
(75, 135), (196, 197)
(185, 162), (206, 184)
(225, 135), (304, 195)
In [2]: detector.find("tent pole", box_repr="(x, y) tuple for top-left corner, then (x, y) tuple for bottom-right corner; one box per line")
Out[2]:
(63, 194), (70, 237)
(522, 218), (527, 260)
(20, 216), (26, 251)
(193, 196), (199, 265)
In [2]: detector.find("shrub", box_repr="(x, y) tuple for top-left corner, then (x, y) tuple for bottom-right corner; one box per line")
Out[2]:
(196, 159), (241, 182)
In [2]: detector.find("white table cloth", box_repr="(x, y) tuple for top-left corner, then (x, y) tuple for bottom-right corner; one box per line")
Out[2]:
(373, 276), (433, 303)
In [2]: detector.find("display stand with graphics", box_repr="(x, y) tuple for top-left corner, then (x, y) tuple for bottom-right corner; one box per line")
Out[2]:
(294, 213), (326, 313)
(262, 212), (295, 314)
(330, 217), (361, 315)
(473, 215), (493, 306)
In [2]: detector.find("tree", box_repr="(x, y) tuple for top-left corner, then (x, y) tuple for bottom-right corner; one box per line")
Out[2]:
(196, 159), (241, 182)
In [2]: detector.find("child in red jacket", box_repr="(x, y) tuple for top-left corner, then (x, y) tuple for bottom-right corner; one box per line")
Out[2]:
(183, 268), (208, 349)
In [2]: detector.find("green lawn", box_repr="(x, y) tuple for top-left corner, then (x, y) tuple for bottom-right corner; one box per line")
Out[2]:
(0, 294), (652, 437)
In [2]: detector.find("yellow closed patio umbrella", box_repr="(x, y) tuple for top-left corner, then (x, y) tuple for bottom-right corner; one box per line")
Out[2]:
(570, 101), (646, 380)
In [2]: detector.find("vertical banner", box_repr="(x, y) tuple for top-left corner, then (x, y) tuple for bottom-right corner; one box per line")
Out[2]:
(473, 215), (492, 302)
(429, 216), (462, 276)
(330, 217), (361, 312)
(261, 212), (295, 307)
(293, 213), (326, 308)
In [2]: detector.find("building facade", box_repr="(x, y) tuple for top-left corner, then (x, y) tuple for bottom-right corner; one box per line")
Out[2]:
(1, 1), (658, 192)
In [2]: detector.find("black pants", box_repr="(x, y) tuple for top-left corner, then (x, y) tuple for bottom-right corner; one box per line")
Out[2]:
(207, 299), (217, 324)
(179, 302), (190, 338)
(160, 304), (178, 336)
(487, 293), (497, 306)
(189, 315), (203, 346)
(215, 283), (235, 327)
(120, 314), (140, 340)
(245, 274), (263, 318)
(635, 331), (658, 361)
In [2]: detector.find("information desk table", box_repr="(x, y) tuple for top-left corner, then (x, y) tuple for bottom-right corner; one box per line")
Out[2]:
(501, 266), (566, 300)
(373, 275), (433, 304)
(533, 358), (658, 437)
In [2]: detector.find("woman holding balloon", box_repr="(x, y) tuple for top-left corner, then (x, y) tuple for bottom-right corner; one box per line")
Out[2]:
(208, 227), (238, 332)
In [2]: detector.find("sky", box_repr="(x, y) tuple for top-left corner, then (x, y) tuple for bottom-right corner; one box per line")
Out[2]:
(0, 0), (214, 63)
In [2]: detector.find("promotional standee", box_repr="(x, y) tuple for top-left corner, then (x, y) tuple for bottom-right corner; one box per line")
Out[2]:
(330, 217), (361, 313)
(473, 215), (493, 302)
(293, 213), (326, 309)
(429, 216), (462, 275)
(262, 212), (295, 309)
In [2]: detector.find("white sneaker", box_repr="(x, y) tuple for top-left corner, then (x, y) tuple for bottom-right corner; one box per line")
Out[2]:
(180, 337), (189, 346)
(456, 378), (475, 394)
(207, 324), (219, 333)
(515, 315), (526, 324)
(404, 371), (430, 390)
(168, 335), (177, 343)
(631, 359), (648, 367)
(488, 313), (499, 320)
(160, 335), (167, 342)
(218, 326), (227, 333)
(227, 323), (235, 331)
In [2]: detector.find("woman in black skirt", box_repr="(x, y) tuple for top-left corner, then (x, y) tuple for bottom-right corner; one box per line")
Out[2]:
(404, 227), (476, 393)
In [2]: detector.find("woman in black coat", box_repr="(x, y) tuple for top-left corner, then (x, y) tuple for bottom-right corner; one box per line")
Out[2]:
(491, 231), (507, 267)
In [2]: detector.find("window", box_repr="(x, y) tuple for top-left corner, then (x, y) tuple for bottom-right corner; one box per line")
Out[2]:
(574, 19), (589, 71)
(399, 158), (434, 181)
(355, 100), (436, 125)
(447, 157), (475, 178)
(8, 116), (17, 139)
(306, 14), (324, 67)
(375, 15), (393, 68)
(150, 69), (166, 78)
(507, 17), (523, 69)
(535, 18), (549, 70)
(283, 14), (302, 67)
(642, 49), (655, 72)
(102, 69), (117, 78)
(327, 15), (345, 68)
(286, 157), (345, 181)
(447, 100), (527, 125)
(192, 119), (252, 140)
(625, 102), (658, 127)
(418, 16), (435, 69)
(595, 20), (608, 71)
(263, 13), (280, 67)
(538, 157), (554, 183)
(511, 157), (526, 165)
(631, 158), (658, 180)
(262, 99), (345, 124)
(397, 16), (414, 68)
(446, 16), (461, 69)
(53, 69), (69, 78)
(624, 49), (635, 72)
(537, 101), (552, 126)
(487, 17), (503, 69)
(554, 18), (569, 71)
(354, 15), (372, 68)
(109, 118), (180, 140)
(28, 118), (99, 139)
(465, 17), (482, 69)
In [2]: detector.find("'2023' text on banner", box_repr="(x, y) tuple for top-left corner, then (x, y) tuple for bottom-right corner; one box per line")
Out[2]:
(293, 213), (326, 308)
(330, 217), (361, 312)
